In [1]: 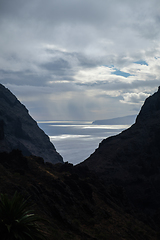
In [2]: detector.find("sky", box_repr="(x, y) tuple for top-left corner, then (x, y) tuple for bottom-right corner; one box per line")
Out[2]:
(0, 0), (160, 121)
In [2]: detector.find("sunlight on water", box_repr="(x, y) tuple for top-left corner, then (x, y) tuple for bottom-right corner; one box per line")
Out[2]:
(38, 120), (92, 124)
(50, 134), (91, 140)
(38, 121), (131, 165)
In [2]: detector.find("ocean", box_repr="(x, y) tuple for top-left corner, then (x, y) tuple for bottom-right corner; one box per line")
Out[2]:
(38, 121), (130, 165)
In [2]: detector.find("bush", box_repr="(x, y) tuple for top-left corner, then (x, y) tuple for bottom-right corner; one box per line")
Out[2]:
(0, 191), (46, 240)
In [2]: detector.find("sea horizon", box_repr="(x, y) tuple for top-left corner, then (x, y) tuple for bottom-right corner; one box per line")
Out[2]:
(38, 120), (131, 165)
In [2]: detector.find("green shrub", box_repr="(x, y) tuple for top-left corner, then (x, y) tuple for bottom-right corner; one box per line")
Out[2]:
(0, 191), (46, 240)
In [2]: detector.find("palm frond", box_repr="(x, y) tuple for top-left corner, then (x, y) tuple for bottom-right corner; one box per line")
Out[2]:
(0, 191), (47, 240)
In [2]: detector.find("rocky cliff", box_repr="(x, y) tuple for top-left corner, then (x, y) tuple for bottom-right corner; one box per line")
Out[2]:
(80, 87), (160, 213)
(0, 84), (63, 164)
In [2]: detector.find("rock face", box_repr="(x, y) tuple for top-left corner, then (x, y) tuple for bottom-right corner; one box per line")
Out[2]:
(0, 84), (63, 164)
(80, 87), (160, 212)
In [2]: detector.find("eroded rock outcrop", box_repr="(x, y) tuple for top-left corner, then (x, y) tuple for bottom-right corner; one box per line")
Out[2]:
(0, 84), (63, 164)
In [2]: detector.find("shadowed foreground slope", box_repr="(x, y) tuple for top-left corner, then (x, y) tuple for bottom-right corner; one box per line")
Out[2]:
(0, 150), (157, 240)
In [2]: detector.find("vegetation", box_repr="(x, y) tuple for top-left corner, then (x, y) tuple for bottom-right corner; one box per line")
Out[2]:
(0, 191), (46, 240)
(0, 150), (158, 239)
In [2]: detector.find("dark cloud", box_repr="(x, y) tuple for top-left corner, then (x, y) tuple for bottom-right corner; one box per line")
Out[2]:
(76, 79), (159, 94)
(0, 70), (50, 86)
(42, 58), (70, 72)
(74, 53), (100, 69)
(45, 49), (100, 69)
(41, 58), (74, 80)
(0, 0), (28, 19)
(0, 0), (160, 120)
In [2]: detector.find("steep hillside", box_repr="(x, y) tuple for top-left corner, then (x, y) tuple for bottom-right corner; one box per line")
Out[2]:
(0, 84), (63, 164)
(1, 85), (160, 239)
(80, 87), (160, 216)
(0, 150), (157, 240)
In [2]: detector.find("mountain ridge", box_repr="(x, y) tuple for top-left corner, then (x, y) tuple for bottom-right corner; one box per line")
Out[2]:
(80, 87), (160, 216)
(0, 84), (160, 238)
(0, 83), (63, 164)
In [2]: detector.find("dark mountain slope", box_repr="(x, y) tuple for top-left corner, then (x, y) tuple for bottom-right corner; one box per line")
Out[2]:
(0, 150), (157, 240)
(80, 87), (160, 214)
(0, 84), (63, 164)
(0, 84), (159, 239)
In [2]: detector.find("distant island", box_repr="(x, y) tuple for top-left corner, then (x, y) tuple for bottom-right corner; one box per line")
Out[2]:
(92, 114), (137, 125)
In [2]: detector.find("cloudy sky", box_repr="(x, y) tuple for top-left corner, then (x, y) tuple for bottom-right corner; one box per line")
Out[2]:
(0, 0), (160, 121)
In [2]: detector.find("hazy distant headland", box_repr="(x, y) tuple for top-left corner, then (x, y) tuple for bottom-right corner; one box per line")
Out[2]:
(92, 114), (137, 125)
